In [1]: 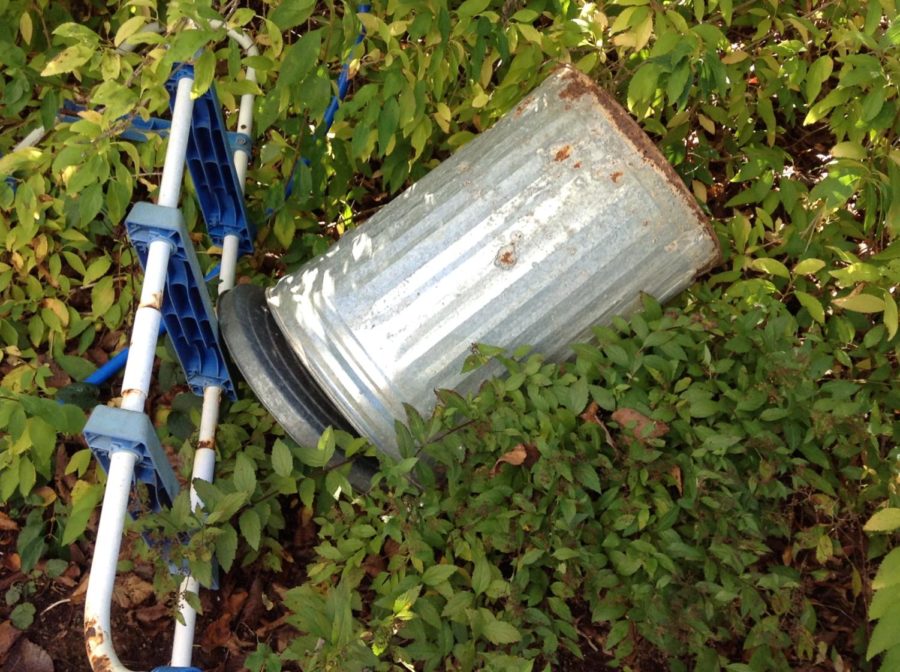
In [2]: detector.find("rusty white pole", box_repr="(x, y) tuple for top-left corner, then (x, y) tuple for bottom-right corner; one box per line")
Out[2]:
(170, 23), (258, 667)
(84, 66), (196, 672)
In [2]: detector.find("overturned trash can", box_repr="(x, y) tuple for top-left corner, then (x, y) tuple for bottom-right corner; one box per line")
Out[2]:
(219, 65), (720, 472)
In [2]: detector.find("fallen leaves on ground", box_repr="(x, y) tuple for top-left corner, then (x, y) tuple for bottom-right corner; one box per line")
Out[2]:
(490, 444), (539, 476)
(610, 408), (669, 443)
(112, 574), (155, 609)
(1, 638), (53, 672)
(0, 621), (22, 664)
(580, 402), (618, 449)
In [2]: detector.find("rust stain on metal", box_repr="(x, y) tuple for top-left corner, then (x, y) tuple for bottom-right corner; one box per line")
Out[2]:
(553, 65), (721, 273)
(139, 291), (163, 310)
(494, 244), (517, 269)
(573, 161), (582, 169)
(198, 438), (215, 449)
(610, 171), (623, 183)
(122, 388), (143, 402)
(85, 617), (113, 672)
(554, 145), (572, 162)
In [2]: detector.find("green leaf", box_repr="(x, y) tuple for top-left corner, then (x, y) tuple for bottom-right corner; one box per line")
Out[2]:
(234, 453), (257, 494)
(792, 258), (825, 276)
(294, 427), (336, 468)
(457, 0), (491, 16)
(882, 290), (898, 340)
(627, 64), (660, 111)
(829, 263), (881, 287)
(472, 555), (491, 595)
(866, 509), (900, 533)
(191, 49), (216, 99)
(114, 16), (146, 48)
(62, 481), (103, 545)
(41, 45), (93, 77)
(750, 258), (790, 279)
(215, 523), (238, 572)
(804, 55), (833, 103)
(278, 30), (321, 88)
(867, 602), (900, 660)
(270, 0), (317, 30)
(272, 439), (294, 477)
(10, 602), (36, 629)
(873, 548), (900, 590)
(422, 564), (457, 586)
(574, 462), (602, 493)
(795, 291), (825, 324)
(483, 619), (522, 645)
(861, 88), (885, 122)
(833, 293), (885, 314)
(239, 508), (262, 550)
(91, 276), (115, 316)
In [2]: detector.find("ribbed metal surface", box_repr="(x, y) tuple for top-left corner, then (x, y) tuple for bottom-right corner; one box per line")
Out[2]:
(267, 66), (720, 458)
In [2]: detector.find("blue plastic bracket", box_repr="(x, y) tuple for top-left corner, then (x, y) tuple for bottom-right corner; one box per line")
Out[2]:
(83, 406), (179, 514)
(125, 202), (236, 399)
(166, 65), (255, 257)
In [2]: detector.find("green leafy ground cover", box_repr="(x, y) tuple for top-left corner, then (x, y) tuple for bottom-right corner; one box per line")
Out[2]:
(0, 0), (898, 669)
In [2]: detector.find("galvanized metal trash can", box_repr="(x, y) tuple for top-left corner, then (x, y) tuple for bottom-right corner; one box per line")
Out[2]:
(220, 65), (720, 466)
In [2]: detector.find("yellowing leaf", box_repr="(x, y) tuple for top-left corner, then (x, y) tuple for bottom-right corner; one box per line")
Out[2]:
(882, 290), (898, 340)
(865, 508), (900, 533)
(114, 16), (146, 48)
(793, 258), (825, 275)
(696, 113), (714, 134)
(833, 293), (885, 314)
(831, 141), (867, 160)
(41, 45), (93, 77)
(751, 257), (790, 279)
(19, 11), (33, 45)
(721, 50), (748, 64)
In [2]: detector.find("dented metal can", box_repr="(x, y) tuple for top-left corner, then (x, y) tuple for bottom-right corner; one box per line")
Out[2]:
(266, 65), (719, 458)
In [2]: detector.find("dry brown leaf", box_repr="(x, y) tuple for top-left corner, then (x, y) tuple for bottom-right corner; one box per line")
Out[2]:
(669, 465), (683, 495)
(611, 408), (669, 442)
(0, 622), (22, 664)
(134, 602), (169, 625)
(201, 610), (235, 650)
(3, 554), (20, 574)
(33, 486), (57, 506)
(112, 574), (154, 609)
(0, 512), (18, 532)
(490, 444), (539, 476)
(70, 574), (90, 603)
(1, 639), (53, 672)
(580, 402), (618, 449)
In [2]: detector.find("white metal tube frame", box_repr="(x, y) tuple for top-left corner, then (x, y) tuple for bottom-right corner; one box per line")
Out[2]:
(83, 21), (258, 672)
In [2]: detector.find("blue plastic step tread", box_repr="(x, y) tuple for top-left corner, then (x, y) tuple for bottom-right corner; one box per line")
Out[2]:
(83, 406), (179, 515)
(166, 65), (255, 257)
(125, 202), (236, 399)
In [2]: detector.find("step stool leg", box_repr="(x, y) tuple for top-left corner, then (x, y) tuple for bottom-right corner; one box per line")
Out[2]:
(159, 75), (194, 209)
(83, 450), (139, 670)
(170, 385), (221, 666)
(120, 239), (172, 412)
(84, 67), (196, 672)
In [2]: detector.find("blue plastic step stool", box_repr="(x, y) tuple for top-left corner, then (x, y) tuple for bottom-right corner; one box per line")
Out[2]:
(166, 66), (255, 257)
(124, 202), (237, 399)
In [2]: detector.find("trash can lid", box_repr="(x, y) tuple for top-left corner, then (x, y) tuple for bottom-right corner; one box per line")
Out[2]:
(218, 283), (377, 489)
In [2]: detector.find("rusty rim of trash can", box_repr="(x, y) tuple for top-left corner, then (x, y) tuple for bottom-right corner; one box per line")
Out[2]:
(551, 65), (722, 274)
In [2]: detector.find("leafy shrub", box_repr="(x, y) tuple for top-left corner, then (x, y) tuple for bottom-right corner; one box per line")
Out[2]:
(0, 0), (897, 667)
(272, 289), (894, 670)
